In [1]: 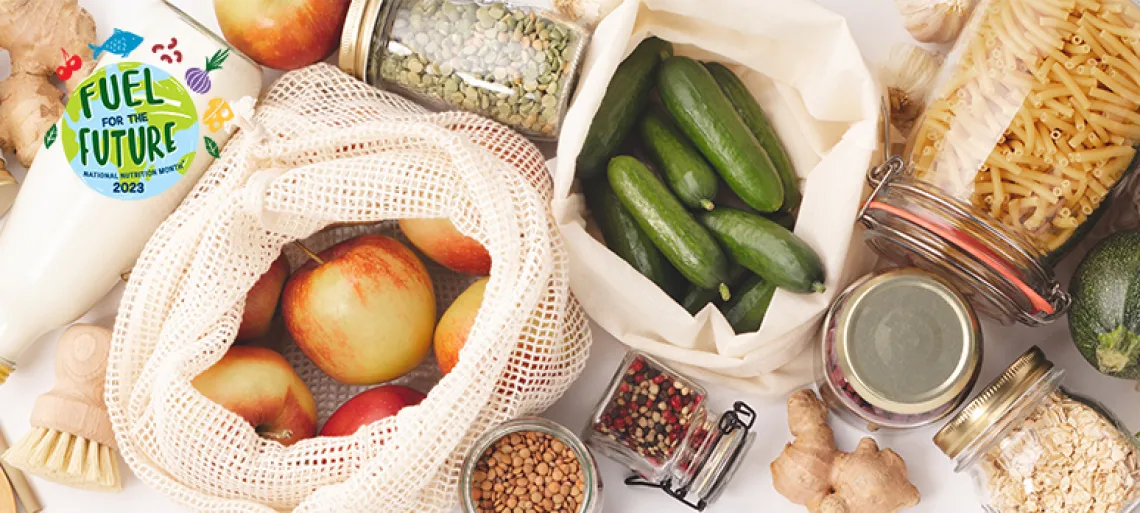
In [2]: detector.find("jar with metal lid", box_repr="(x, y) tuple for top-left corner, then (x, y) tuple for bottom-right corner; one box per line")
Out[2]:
(935, 347), (1140, 513)
(584, 351), (756, 511)
(338, 0), (589, 139)
(861, 0), (1140, 325)
(817, 268), (983, 431)
(460, 417), (603, 513)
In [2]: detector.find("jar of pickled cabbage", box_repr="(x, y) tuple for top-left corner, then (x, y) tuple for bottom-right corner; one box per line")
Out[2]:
(861, 0), (1140, 325)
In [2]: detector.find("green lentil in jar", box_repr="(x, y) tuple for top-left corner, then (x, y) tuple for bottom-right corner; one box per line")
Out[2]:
(368, 0), (587, 138)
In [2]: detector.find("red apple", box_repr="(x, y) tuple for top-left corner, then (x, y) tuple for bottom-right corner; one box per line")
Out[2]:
(399, 218), (492, 275)
(237, 253), (290, 342)
(283, 234), (437, 385)
(320, 385), (426, 437)
(213, 0), (351, 71)
(191, 346), (317, 446)
(434, 278), (488, 376)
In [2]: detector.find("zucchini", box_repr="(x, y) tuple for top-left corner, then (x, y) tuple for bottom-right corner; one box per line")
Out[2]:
(682, 264), (748, 314)
(608, 156), (730, 298)
(699, 207), (825, 294)
(639, 110), (719, 211)
(577, 38), (674, 177)
(706, 62), (801, 211)
(585, 178), (685, 299)
(1068, 231), (1140, 381)
(657, 56), (785, 212)
(723, 276), (777, 333)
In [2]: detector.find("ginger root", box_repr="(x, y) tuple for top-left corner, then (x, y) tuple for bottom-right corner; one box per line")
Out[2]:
(0, 0), (97, 167)
(771, 390), (921, 513)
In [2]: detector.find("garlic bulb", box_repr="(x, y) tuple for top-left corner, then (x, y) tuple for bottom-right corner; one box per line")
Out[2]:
(0, 159), (18, 218)
(895, 0), (977, 44)
(880, 43), (944, 135)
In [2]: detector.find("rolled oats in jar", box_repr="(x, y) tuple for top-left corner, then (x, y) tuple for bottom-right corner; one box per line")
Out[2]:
(935, 347), (1140, 513)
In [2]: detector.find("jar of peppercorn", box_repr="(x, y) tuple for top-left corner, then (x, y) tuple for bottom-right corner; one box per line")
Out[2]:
(584, 351), (756, 511)
(816, 268), (984, 431)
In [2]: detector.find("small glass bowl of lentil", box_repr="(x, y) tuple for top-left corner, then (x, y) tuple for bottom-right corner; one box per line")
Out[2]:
(461, 417), (602, 513)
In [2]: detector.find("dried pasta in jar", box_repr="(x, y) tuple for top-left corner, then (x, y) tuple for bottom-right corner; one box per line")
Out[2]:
(909, 0), (1140, 254)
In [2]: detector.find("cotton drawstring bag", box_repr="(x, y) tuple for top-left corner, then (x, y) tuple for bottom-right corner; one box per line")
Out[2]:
(104, 64), (590, 513)
(552, 0), (882, 395)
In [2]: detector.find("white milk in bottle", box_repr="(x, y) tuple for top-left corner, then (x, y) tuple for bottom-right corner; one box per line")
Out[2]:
(0, 2), (262, 384)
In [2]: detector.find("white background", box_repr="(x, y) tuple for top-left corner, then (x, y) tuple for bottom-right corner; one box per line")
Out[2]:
(0, 0), (1138, 512)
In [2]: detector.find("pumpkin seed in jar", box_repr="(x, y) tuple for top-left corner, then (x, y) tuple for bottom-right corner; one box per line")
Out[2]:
(366, 0), (588, 138)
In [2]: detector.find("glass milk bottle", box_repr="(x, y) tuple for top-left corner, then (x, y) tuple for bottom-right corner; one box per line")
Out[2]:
(0, 1), (262, 385)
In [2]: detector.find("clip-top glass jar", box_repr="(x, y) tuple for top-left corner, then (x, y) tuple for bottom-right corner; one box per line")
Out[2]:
(584, 351), (756, 511)
(339, 0), (589, 139)
(934, 347), (1140, 513)
(861, 0), (1140, 325)
(817, 268), (983, 431)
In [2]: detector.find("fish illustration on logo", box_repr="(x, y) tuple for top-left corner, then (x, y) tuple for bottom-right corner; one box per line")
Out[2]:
(88, 29), (144, 59)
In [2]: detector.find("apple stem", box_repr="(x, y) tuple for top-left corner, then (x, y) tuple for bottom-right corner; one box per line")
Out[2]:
(257, 426), (295, 442)
(293, 241), (325, 265)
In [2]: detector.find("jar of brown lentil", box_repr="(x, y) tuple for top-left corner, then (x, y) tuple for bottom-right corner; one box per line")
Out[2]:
(934, 347), (1140, 513)
(584, 351), (756, 511)
(338, 0), (589, 139)
(460, 417), (602, 513)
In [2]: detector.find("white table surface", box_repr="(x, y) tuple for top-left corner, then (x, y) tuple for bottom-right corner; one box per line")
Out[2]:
(1, 1), (1138, 512)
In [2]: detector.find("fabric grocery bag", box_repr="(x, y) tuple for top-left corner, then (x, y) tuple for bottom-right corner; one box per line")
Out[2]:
(552, 0), (881, 394)
(105, 65), (590, 513)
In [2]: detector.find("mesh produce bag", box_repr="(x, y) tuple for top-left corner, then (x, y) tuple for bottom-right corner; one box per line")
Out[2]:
(104, 64), (590, 513)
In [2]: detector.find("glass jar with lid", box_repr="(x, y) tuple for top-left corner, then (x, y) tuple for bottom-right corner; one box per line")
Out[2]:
(935, 347), (1140, 513)
(338, 0), (589, 139)
(861, 0), (1140, 325)
(817, 268), (983, 431)
(584, 351), (756, 511)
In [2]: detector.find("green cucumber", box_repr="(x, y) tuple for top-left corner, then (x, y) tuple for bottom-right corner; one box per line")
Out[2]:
(639, 110), (719, 211)
(577, 38), (674, 177)
(724, 276), (777, 333)
(682, 265), (748, 314)
(608, 156), (730, 298)
(657, 56), (784, 212)
(706, 62), (801, 211)
(767, 211), (797, 231)
(585, 178), (684, 299)
(699, 207), (825, 294)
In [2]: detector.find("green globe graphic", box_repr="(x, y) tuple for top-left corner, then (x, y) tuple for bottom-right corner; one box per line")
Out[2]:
(62, 61), (199, 200)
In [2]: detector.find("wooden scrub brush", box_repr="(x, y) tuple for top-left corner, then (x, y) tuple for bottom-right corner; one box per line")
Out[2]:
(2, 324), (121, 492)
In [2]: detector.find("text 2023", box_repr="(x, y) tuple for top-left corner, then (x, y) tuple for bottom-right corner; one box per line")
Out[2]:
(112, 182), (145, 194)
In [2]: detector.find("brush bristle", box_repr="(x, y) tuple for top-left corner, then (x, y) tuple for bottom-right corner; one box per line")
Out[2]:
(1, 427), (122, 492)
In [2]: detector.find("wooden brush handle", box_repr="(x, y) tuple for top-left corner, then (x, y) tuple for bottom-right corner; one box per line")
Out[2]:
(0, 470), (15, 513)
(29, 324), (116, 449)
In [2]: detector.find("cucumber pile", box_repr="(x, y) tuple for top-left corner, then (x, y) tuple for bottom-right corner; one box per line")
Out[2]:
(579, 41), (826, 334)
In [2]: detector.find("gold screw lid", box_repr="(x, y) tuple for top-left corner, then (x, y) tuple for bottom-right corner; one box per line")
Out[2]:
(934, 347), (1053, 459)
(834, 269), (982, 415)
(339, 0), (385, 78)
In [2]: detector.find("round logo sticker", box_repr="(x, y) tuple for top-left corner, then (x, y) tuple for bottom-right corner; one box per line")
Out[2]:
(62, 61), (199, 200)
